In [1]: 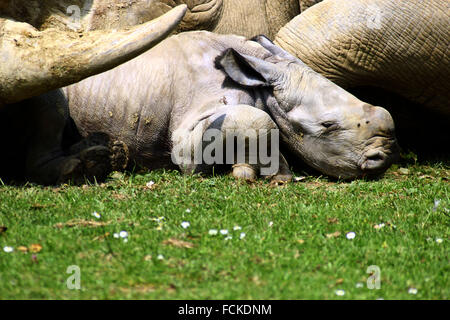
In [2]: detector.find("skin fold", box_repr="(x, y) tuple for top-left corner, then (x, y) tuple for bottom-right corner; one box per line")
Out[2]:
(213, 0), (300, 39)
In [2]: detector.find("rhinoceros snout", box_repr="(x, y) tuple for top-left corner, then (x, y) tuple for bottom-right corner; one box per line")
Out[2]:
(357, 105), (398, 174)
(360, 140), (399, 176)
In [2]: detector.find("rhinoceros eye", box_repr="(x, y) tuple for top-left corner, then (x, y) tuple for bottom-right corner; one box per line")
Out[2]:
(321, 121), (340, 132)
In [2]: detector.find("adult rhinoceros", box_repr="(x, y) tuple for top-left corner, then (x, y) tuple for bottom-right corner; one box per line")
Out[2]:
(64, 31), (398, 181)
(0, 2), (187, 184)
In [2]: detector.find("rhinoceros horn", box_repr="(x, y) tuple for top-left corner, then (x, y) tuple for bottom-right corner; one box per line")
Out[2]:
(0, 4), (187, 105)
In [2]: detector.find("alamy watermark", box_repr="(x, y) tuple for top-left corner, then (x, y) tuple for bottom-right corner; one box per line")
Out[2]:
(66, 1), (93, 31)
(367, 265), (381, 289)
(66, 265), (81, 290)
(65, 0), (147, 31)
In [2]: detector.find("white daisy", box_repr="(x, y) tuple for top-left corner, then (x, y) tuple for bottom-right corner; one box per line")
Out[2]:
(346, 232), (356, 240)
(240, 232), (246, 239)
(92, 211), (101, 219)
(335, 289), (345, 296)
(208, 229), (218, 235)
(3, 246), (13, 253)
(220, 229), (228, 235)
(233, 226), (242, 231)
(433, 199), (441, 211)
(119, 231), (128, 238)
(408, 288), (418, 295)
(181, 221), (190, 229)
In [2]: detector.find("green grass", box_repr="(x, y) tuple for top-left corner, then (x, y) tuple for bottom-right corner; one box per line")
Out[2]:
(0, 163), (448, 300)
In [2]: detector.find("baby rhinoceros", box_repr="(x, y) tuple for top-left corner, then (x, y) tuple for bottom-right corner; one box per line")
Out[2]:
(65, 31), (399, 181)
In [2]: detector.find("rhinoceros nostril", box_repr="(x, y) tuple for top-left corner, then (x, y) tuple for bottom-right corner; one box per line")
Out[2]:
(361, 150), (389, 172)
(366, 152), (384, 162)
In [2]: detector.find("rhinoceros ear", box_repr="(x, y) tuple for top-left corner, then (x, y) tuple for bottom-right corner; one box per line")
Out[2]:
(219, 49), (281, 87)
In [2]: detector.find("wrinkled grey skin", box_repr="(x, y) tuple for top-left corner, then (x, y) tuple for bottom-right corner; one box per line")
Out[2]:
(276, 0), (449, 117)
(0, 2), (187, 184)
(66, 31), (398, 180)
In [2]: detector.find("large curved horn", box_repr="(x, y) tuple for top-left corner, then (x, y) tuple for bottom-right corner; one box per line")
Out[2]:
(0, 4), (187, 105)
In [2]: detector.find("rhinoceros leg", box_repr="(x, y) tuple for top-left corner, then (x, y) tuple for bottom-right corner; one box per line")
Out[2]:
(23, 90), (114, 185)
(172, 104), (292, 182)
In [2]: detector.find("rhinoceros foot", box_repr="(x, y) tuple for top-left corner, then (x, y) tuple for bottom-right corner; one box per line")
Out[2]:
(79, 146), (112, 181)
(57, 158), (84, 185)
(57, 145), (111, 185)
(67, 132), (129, 175)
